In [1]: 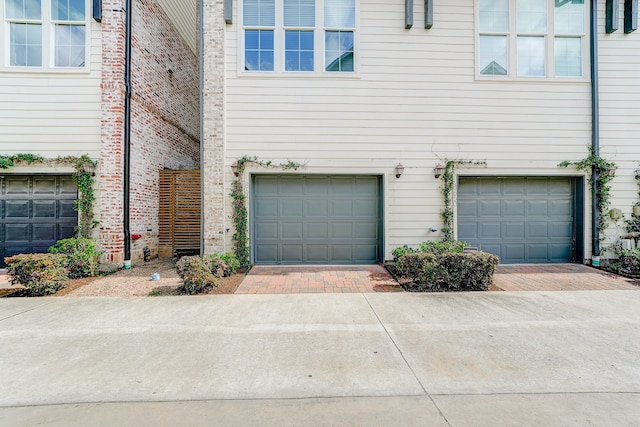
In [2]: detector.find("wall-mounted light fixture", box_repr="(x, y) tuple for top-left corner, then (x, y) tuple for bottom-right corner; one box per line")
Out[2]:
(635, 169), (640, 180)
(434, 163), (445, 179)
(80, 162), (96, 176)
(395, 163), (405, 178)
(231, 162), (239, 177)
(606, 165), (617, 177)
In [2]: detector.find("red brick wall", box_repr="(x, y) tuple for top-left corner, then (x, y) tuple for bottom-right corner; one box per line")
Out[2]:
(99, 0), (199, 266)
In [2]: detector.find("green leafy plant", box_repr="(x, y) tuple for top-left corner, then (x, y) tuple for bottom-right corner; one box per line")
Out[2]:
(209, 252), (240, 277)
(440, 160), (486, 241)
(48, 237), (102, 279)
(0, 153), (44, 169)
(608, 248), (640, 277)
(175, 255), (225, 294)
(559, 146), (616, 240)
(230, 156), (305, 266)
(417, 240), (468, 255)
(5, 253), (68, 296)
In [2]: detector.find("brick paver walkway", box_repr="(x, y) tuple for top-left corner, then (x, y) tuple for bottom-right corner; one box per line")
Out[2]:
(235, 265), (403, 294)
(494, 264), (640, 291)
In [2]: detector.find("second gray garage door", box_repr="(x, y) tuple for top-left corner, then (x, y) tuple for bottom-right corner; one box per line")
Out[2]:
(457, 177), (582, 263)
(252, 175), (382, 264)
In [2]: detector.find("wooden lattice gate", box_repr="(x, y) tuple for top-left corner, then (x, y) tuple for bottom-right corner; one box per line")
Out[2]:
(159, 170), (201, 257)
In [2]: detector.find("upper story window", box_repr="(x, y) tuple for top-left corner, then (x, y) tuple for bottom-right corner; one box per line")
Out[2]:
(478, 0), (586, 78)
(3, 0), (87, 69)
(242, 0), (355, 73)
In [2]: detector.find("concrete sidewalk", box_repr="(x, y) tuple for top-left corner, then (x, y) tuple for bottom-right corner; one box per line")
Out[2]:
(1, 292), (640, 426)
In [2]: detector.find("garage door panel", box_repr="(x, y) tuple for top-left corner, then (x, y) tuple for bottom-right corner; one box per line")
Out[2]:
(479, 222), (501, 239)
(255, 176), (279, 194)
(503, 222), (525, 239)
(256, 222), (278, 239)
(256, 199), (278, 217)
(253, 175), (381, 264)
(459, 177), (575, 263)
(5, 177), (29, 194)
(33, 177), (56, 194)
(457, 200), (477, 217)
(355, 199), (378, 217)
(5, 224), (29, 241)
(550, 222), (572, 238)
(480, 200), (501, 216)
(33, 200), (56, 218)
(330, 200), (353, 216)
(5, 200), (29, 218)
(458, 222), (478, 239)
(60, 177), (77, 194)
(60, 200), (77, 218)
(527, 200), (548, 216)
(281, 222), (303, 239)
(60, 224), (76, 238)
(307, 222), (328, 239)
(528, 222), (548, 238)
(306, 200), (329, 217)
(503, 244), (525, 261)
(256, 244), (279, 263)
(331, 245), (353, 262)
(356, 177), (379, 195)
(5, 246), (30, 257)
(550, 199), (572, 216)
(281, 199), (303, 217)
(528, 244), (549, 261)
(503, 200), (525, 217)
(282, 245), (304, 262)
(280, 177), (304, 194)
(307, 245), (329, 262)
(33, 224), (56, 241)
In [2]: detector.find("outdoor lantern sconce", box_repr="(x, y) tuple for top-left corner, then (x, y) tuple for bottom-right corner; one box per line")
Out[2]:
(395, 163), (405, 178)
(80, 162), (96, 176)
(606, 166), (617, 177)
(434, 163), (445, 179)
(635, 169), (640, 180)
(231, 162), (240, 177)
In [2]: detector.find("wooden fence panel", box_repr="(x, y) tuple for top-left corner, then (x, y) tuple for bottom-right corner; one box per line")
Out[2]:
(159, 170), (201, 257)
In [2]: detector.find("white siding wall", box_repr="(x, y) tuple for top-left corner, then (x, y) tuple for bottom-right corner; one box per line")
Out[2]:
(222, 0), (638, 260)
(599, 0), (640, 246)
(0, 18), (101, 161)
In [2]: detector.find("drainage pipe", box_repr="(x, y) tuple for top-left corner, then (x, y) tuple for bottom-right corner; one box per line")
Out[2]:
(590, 0), (600, 257)
(199, 0), (204, 256)
(123, 0), (132, 263)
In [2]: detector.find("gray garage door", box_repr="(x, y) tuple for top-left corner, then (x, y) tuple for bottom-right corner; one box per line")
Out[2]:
(1, 175), (78, 267)
(252, 175), (382, 264)
(458, 177), (579, 263)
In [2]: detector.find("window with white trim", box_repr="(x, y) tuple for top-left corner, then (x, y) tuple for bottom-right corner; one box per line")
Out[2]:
(242, 0), (355, 73)
(478, 0), (586, 78)
(3, 0), (87, 68)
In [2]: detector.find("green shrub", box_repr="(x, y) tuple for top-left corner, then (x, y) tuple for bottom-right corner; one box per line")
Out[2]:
(610, 249), (640, 277)
(209, 252), (240, 277)
(392, 245), (417, 261)
(5, 253), (69, 296)
(435, 252), (499, 291)
(396, 251), (499, 292)
(397, 253), (438, 289)
(175, 255), (225, 294)
(48, 237), (101, 279)
(417, 240), (468, 255)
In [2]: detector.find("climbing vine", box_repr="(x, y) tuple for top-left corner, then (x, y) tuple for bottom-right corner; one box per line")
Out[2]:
(559, 146), (616, 240)
(230, 156), (304, 266)
(440, 159), (487, 242)
(0, 153), (98, 238)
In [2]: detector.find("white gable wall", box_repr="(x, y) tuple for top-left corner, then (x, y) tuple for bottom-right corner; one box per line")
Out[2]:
(220, 0), (638, 260)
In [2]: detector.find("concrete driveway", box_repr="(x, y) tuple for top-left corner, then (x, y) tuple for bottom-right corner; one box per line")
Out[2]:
(1, 291), (640, 426)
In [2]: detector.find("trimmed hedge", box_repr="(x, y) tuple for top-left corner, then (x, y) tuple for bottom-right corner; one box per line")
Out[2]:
(208, 252), (240, 277)
(397, 251), (499, 292)
(5, 253), (69, 296)
(175, 255), (225, 294)
(392, 240), (469, 261)
(48, 237), (101, 279)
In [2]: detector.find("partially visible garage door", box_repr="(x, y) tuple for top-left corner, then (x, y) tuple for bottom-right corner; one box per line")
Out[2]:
(1, 176), (78, 267)
(458, 177), (580, 263)
(252, 175), (382, 264)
